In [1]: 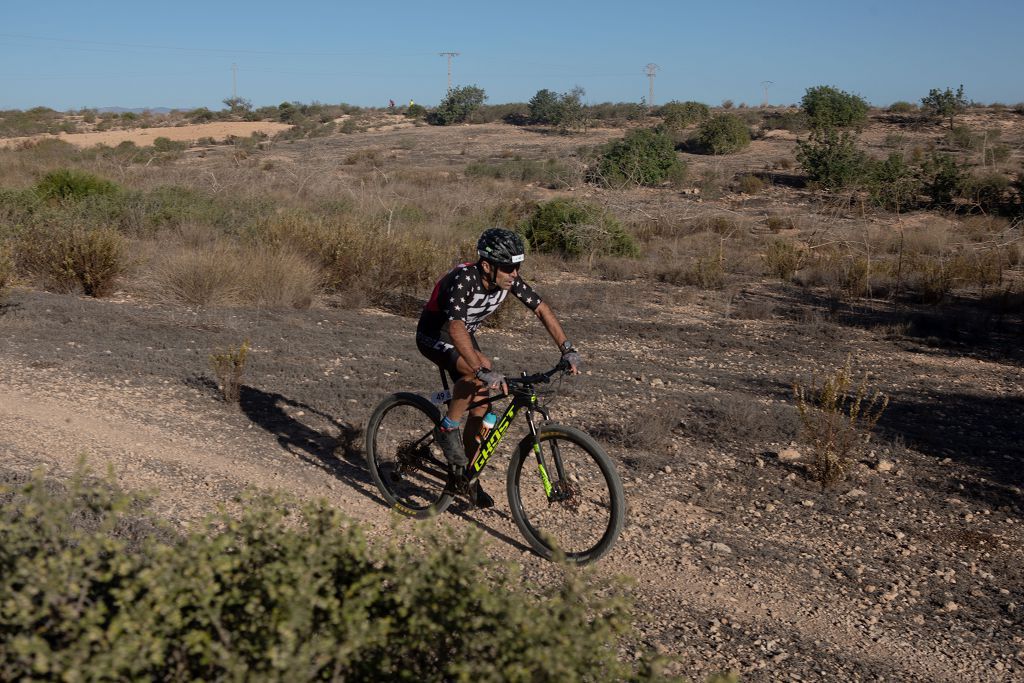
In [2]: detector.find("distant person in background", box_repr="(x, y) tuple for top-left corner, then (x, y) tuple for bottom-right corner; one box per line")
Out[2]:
(389, 99), (395, 110)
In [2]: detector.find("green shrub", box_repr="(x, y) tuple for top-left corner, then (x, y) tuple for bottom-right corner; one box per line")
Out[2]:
(761, 110), (808, 132)
(528, 88), (561, 124)
(920, 152), (967, 206)
(796, 129), (867, 189)
(34, 168), (120, 201)
(694, 114), (751, 155)
(16, 224), (128, 297)
(404, 103), (427, 119)
(800, 86), (869, 130)
(595, 128), (685, 187)
(921, 84), (966, 129)
(867, 153), (922, 212)
(521, 198), (639, 259)
(0, 470), (665, 682)
(429, 85), (487, 125)
(657, 101), (710, 130)
(888, 101), (917, 113)
(946, 124), (978, 150)
(963, 172), (1012, 212)
(152, 136), (187, 153)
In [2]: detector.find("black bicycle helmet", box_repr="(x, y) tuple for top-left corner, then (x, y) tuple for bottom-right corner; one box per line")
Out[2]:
(477, 227), (525, 266)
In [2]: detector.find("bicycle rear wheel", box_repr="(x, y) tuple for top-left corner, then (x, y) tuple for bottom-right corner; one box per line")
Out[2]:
(365, 392), (455, 519)
(507, 424), (625, 565)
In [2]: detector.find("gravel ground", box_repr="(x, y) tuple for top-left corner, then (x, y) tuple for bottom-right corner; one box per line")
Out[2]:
(1, 280), (1022, 682)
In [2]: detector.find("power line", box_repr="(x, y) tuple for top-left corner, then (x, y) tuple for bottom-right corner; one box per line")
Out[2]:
(438, 51), (459, 92)
(645, 63), (659, 108)
(761, 80), (773, 107)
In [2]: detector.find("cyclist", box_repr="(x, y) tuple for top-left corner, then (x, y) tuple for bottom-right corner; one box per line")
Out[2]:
(416, 227), (581, 507)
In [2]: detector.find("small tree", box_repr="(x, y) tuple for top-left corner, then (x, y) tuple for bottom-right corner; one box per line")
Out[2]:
(528, 87), (587, 133)
(595, 128), (685, 187)
(657, 101), (710, 130)
(920, 152), (967, 207)
(521, 199), (639, 259)
(222, 97), (253, 115)
(867, 153), (922, 213)
(796, 128), (867, 189)
(801, 85), (869, 130)
(430, 85), (487, 125)
(695, 114), (751, 154)
(921, 85), (967, 130)
(528, 89), (560, 124)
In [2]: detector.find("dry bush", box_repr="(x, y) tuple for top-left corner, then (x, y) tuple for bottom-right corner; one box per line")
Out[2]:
(650, 232), (727, 289)
(765, 215), (798, 233)
(737, 174), (765, 194)
(0, 242), (14, 296)
(593, 255), (649, 281)
(260, 211), (453, 298)
(145, 240), (324, 309)
(242, 246), (322, 309)
(209, 340), (250, 403)
(794, 356), (888, 487)
(763, 238), (804, 280)
(16, 225), (128, 297)
(146, 242), (247, 307)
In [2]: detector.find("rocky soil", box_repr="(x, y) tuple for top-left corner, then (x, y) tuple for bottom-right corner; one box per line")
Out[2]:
(1, 278), (1021, 682)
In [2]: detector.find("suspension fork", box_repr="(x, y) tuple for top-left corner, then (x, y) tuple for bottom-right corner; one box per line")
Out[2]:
(524, 404), (568, 501)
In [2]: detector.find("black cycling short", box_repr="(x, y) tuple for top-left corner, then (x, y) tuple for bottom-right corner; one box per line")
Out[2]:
(416, 321), (481, 386)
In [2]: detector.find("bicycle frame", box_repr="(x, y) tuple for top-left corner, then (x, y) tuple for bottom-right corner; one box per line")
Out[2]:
(437, 367), (564, 500)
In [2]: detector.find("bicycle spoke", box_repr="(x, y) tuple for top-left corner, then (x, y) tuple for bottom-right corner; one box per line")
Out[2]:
(511, 430), (622, 562)
(368, 399), (449, 512)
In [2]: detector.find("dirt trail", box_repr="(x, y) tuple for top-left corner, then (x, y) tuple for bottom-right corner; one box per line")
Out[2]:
(0, 350), (1001, 682)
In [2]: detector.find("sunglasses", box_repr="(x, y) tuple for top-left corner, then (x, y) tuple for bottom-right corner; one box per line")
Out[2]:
(495, 262), (520, 274)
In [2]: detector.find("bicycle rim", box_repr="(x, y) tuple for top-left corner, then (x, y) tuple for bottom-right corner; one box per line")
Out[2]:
(366, 393), (453, 518)
(508, 425), (625, 564)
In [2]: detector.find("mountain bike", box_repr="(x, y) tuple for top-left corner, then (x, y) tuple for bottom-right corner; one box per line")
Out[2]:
(365, 360), (625, 565)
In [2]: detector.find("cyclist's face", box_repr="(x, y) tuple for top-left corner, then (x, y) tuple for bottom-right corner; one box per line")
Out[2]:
(491, 261), (520, 289)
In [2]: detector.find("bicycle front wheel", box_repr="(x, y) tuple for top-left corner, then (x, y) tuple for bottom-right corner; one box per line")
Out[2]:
(507, 424), (625, 565)
(365, 392), (455, 519)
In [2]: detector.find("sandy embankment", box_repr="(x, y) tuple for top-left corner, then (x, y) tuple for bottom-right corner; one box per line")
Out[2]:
(0, 121), (293, 150)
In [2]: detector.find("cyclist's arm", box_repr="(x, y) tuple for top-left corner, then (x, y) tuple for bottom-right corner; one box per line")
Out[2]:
(447, 319), (488, 373)
(534, 302), (576, 370)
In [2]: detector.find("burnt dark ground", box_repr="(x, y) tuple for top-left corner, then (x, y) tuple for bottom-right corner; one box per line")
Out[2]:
(1, 281), (1022, 680)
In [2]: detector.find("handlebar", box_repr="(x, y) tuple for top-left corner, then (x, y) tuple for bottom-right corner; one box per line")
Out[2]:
(505, 359), (572, 388)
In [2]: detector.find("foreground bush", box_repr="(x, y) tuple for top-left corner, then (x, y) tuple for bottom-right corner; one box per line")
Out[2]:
(595, 128), (685, 187)
(0, 470), (669, 682)
(521, 198), (639, 259)
(694, 115), (751, 155)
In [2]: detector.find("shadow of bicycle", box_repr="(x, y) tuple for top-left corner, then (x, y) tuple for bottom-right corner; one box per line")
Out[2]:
(234, 383), (534, 556)
(235, 385), (384, 503)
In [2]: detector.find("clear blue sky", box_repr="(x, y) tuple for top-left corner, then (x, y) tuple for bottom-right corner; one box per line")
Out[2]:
(2, 0), (1021, 111)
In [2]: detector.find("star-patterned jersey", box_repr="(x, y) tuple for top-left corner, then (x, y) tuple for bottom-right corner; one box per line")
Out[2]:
(419, 261), (542, 337)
